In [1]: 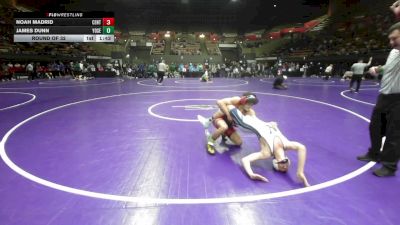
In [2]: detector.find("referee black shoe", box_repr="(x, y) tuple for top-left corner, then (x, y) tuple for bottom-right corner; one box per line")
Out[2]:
(357, 153), (380, 162)
(373, 166), (396, 177)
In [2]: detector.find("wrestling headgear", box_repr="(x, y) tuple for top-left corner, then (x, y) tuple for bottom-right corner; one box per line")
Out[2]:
(272, 156), (291, 171)
(240, 92), (259, 105)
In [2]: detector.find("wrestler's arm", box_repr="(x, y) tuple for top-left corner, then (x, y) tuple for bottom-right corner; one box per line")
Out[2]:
(285, 141), (310, 187)
(241, 138), (271, 182)
(216, 97), (241, 121)
(242, 153), (269, 182)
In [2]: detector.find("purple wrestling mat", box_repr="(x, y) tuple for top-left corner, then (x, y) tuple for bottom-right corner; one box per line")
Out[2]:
(0, 77), (398, 225)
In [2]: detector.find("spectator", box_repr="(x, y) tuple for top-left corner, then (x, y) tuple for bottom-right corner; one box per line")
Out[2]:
(324, 64), (333, 80)
(26, 62), (34, 81)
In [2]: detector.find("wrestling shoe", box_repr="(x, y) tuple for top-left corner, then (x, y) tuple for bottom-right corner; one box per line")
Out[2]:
(207, 143), (216, 155)
(221, 135), (235, 146)
(207, 136), (216, 155)
(214, 142), (229, 154)
(197, 115), (211, 129)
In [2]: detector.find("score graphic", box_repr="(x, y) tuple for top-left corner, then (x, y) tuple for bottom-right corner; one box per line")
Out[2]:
(102, 17), (114, 35)
(13, 12), (115, 43)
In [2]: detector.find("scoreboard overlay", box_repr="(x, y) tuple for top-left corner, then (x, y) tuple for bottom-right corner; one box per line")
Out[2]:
(13, 12), (115, 43)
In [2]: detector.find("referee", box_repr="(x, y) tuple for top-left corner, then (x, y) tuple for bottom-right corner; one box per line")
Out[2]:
(357, 22), (400, 177)
(157, 60), (167, 85)
(349, 57), (372, 93)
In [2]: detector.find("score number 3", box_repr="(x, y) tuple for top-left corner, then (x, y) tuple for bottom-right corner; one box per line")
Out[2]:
(102, 18), (115, 26)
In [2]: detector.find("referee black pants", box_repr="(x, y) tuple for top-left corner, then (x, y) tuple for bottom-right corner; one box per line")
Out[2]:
(368, 93), (400, 171)
(157, 71), (165, 83)
(323, 72), (331, 80)
(350, 74), (363, 92)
